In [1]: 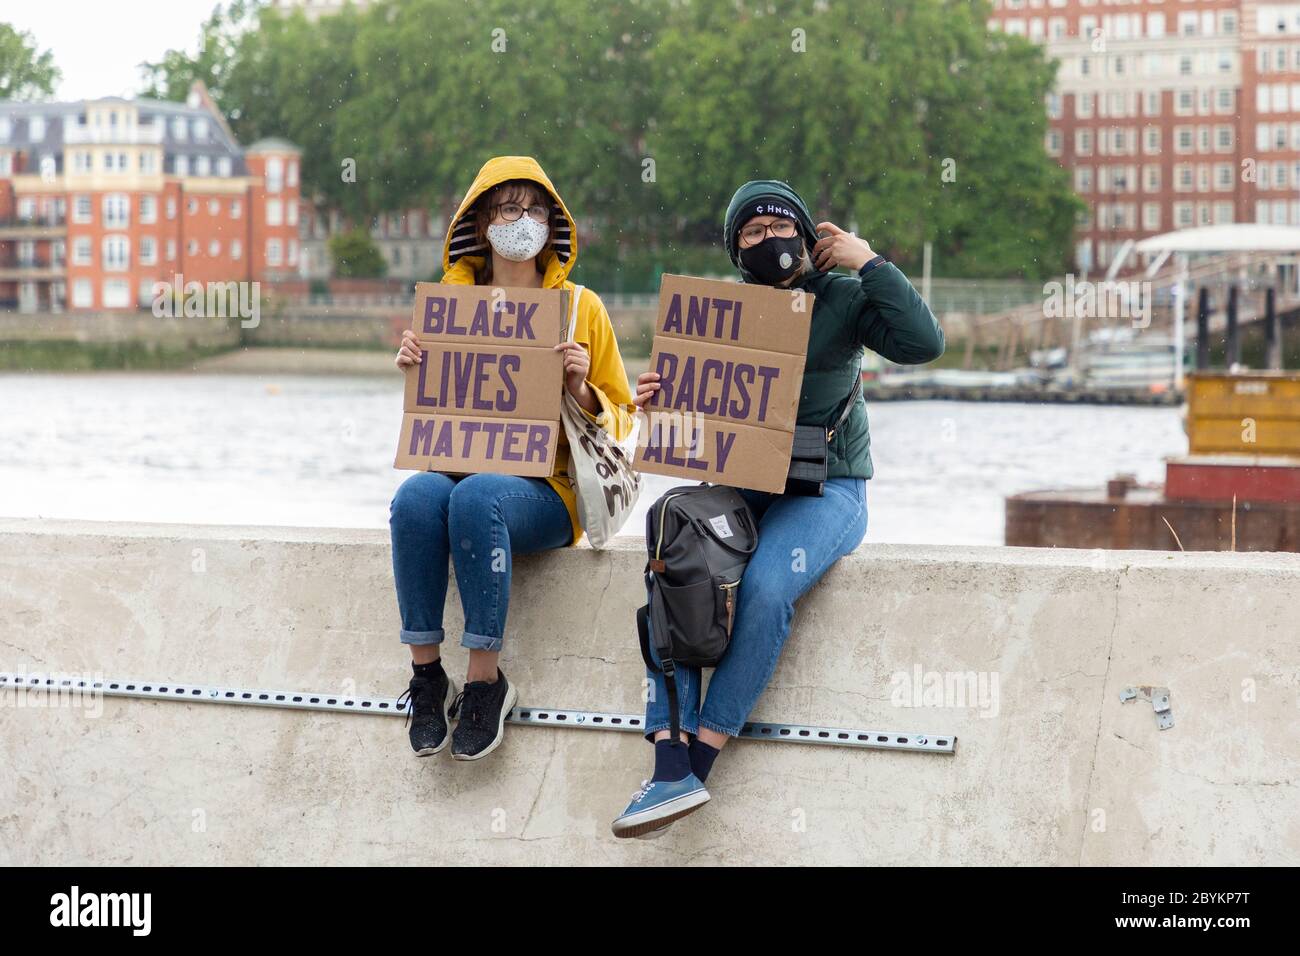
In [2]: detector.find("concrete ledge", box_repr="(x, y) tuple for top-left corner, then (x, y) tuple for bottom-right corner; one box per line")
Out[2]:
(1, 517), (1298, 865)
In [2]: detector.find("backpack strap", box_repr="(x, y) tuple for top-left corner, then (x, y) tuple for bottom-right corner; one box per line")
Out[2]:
(638, 573), (683, 744)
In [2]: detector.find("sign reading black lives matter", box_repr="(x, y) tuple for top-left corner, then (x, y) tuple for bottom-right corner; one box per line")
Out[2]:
(635, 274), (813, 493)
(395, 283), (567, 477)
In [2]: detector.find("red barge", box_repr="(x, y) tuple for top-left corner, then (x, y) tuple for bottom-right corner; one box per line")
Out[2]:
(1006, 371), (1300, 552)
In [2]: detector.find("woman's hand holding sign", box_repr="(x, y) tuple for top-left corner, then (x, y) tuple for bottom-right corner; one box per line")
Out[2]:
(395, 329), (423, 369)
(812, 221), (875, 273)
(555, 340), (600, 415)
(633, 371), (661, 410)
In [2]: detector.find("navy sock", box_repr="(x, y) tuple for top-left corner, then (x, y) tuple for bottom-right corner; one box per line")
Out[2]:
(651, 740), (692, 782)
(688, 739), (720, 783)
(412, 659), (443, 679)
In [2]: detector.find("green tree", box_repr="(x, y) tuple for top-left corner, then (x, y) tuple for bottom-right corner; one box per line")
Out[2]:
(648, 0), (1081, 278)
(139, 0), (1081, 281)
(328, 227), (388, 277)
(142, 2), (363, 215)
(0, 23), (60, 100)
(137, 1), (254, 104)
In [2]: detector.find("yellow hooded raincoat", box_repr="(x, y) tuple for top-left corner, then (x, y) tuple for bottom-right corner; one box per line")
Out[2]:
(437, 156), (635, 545)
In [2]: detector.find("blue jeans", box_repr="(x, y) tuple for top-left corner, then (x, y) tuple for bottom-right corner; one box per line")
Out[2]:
(644, 477), (868, 738)
(389, 472), (573, 652)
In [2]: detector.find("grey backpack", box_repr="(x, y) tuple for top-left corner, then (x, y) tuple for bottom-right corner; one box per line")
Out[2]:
(637, 483), (758, 742)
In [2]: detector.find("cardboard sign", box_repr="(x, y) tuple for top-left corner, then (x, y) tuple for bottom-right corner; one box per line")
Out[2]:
(395, 283), (567, 477)
(635, 274), (813, 493)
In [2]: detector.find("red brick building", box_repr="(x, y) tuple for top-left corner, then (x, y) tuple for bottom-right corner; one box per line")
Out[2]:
(988, 0), (1300, 273)
(0, 81), (300, 311)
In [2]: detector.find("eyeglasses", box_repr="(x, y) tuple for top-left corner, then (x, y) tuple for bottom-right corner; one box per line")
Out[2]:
(739, 218), (798, 246)
(493, 202), (551, 224)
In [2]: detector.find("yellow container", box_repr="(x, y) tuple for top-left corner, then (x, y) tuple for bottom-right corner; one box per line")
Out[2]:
(1187, 372), (1300, 457)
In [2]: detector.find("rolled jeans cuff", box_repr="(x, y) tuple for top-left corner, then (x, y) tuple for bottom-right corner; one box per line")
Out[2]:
(698, 718), (741, 738)
(642, 717), (701, 741)
(461, 630), (503, 652)
(400, 627), (445, 646)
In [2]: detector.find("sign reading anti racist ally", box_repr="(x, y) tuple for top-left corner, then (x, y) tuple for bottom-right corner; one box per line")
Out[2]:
(634, 274), (813, 493)
(395, 283), (568, 478)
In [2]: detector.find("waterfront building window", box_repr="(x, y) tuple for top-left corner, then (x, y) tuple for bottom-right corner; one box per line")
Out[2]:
(102, 235), (130, 271)
(266, 157), (284, 193)
(103, 194), (130, 228)
(102, 279), (130, 308)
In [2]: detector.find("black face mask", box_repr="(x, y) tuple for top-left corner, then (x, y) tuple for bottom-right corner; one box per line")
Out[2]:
(739, 235), (804, 285)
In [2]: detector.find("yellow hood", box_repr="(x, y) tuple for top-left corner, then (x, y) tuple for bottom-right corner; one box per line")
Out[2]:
(441, 156), (578, 285)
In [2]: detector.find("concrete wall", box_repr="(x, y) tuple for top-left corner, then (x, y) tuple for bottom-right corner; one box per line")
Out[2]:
(0, 311), (239, 349)
(1, 517), (1297, 866)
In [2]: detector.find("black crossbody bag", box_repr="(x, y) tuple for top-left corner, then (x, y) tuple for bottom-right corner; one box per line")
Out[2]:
(784, 368), (863, 497)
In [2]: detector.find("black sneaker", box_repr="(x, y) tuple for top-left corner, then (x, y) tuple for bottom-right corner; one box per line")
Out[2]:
(396, 668), (454, 757)
(450, 669), (518, 761)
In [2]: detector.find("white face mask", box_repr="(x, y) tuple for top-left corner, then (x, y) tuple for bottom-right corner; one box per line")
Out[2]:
(486, 217), (550, 262)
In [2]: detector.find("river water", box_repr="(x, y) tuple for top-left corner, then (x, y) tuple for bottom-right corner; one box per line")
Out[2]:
(0, 372), (1186, 545)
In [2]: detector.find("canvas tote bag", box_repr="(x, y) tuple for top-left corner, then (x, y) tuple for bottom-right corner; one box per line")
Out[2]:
(559, 284), (641, 547)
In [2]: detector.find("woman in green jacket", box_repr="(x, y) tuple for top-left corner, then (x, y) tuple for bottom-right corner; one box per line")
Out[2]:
(613, 179), (945, 838)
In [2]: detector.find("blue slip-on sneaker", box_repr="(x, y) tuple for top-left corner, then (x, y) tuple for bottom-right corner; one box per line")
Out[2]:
(611, 774), (710, 839)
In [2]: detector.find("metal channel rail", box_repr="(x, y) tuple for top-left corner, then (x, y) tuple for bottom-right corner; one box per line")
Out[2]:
(0, 672), (956, 755)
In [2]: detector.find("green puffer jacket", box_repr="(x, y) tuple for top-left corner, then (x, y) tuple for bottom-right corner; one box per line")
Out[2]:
(723, 180), (945, 480)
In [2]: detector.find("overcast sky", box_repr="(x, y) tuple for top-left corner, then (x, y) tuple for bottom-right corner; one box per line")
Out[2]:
(5, 0), (223, 101)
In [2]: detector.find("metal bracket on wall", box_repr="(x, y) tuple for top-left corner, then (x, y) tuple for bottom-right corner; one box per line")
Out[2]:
(1119, 685), (1174, 730)
(0, 672), (956, 755)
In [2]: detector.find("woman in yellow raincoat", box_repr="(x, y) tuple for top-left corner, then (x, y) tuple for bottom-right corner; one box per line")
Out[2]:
(391, 156), (633, 761)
